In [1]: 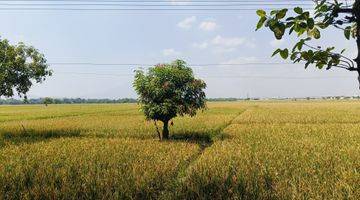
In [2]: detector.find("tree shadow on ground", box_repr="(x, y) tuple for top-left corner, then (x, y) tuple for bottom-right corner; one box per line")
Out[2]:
(0, 129), (83, 147)
(168, 131), (214, 148)
(216, 132), (234, 141)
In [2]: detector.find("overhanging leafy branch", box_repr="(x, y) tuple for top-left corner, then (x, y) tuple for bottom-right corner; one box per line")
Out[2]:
(256, 0), (357, 71)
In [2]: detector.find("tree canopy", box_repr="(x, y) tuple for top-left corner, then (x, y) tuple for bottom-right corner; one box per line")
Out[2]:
(43, 97), (54, 106)
(256, 0), (360, 86)
(0, 38), (52, 99)
(133, 60), (207, 140)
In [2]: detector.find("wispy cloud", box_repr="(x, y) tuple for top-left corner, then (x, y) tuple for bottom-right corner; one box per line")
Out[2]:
(177, 16), (197, 29)
(199, 21), (217, 31)
(211, 35), (246, 47)
(192, 35), (256, 54)
(162, 48), (181, 56)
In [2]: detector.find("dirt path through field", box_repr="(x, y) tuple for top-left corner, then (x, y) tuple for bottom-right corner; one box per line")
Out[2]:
(175, 108), (251, 183)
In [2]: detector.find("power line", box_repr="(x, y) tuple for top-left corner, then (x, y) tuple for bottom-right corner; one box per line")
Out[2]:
(50, 61), (356, 80)
(0, 3), (315, 6)
(0, 8), (315, 11)
(0, 0), (352, 5)
(0, 0), (352, 3)
(0, 0), (320, 2)
(0, 0), (350, 2)
(0, 0), (333, 12)
(48, 62), (302, 67)
(0, 0), (318, 11)
(56, 72), (355, 80)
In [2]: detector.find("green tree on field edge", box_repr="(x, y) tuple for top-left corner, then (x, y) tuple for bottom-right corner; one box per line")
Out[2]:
(133, 60), (207, 140)
(43, 97), (54, 106)
(0, 37), (52, 99)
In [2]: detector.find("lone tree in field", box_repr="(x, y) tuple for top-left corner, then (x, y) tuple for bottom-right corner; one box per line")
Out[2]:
(0, 38), (52, 99)
(256, 0), (360, 87)
(43, 97), (54, 106)
(133, 60), (207, 140)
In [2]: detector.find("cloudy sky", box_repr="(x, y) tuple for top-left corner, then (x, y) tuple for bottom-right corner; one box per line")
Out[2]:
(0, 0), (358, 99)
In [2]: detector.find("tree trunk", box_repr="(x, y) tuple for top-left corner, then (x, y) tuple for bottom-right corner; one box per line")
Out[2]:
(355, 0), (360, 88)
(357, 35), (360, 89)
(162, 120), (170, 140)
(154, 120), (162, 140)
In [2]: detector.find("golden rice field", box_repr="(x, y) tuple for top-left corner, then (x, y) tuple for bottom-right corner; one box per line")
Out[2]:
(0, 101), (359, 199)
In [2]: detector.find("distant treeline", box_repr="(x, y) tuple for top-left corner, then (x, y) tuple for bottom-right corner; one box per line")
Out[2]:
(0, 98), (245, 105)
(0, 98), (137, 105)
(1, 96), (357, 105)
(206, 98), (240, 102)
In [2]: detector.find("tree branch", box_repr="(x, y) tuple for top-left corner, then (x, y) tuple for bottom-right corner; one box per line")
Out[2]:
(335, 8), (353, 13)
(154, 120), (161, 140)
(303, 43), (355, 68)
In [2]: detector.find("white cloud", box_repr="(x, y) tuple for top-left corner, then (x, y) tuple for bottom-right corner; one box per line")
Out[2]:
(213, 47), (237, 54)
(199, 21), (217, 31)
(211, 35), (246, 47)
(162, 48), (181, 56)
(177, 16), (197, 29)
(270, 39), (285, 47)
(192, 42), (208, 49)
(192, 35), (256, 53)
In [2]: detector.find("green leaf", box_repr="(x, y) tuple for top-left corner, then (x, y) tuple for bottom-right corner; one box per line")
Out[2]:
(297, 28), (306, 36)
(302, 12), (310, 20)
(299, 22), (307, 29)
(307, 18), (315, 29)
(256, 10), (266, 17)
(276, 9), (288, 20)
(317, 62), (325, 69)
(318, 4), (328, 12)
(297, 40), (304, 51)
(270, 10), (278, 15)
(256, 17), (267, 30)
(289, 27), (294, 35)
(280, 49), (289, 59)
(310, 28), (321, 39)
(272, 48), (281, 57)
(313, 28), (321, 39)
(344, 26), (351, 40)
(272, 23), (286, 39)
(294, 7), (303, 14)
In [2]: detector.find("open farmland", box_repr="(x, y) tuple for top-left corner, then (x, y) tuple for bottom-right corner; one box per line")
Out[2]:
(0, 101), (359, 199)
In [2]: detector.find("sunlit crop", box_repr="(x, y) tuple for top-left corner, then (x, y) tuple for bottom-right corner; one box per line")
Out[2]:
(0, 101), (359, 199)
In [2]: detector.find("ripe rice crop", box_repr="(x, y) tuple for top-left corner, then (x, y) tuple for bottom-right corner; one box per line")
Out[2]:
(181, 102), (360, 199)
(0, 101), (359, 199)
(0, 138), (198, 199)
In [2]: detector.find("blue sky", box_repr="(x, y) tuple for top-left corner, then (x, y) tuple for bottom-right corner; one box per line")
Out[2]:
(0, 1), (358, 99)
